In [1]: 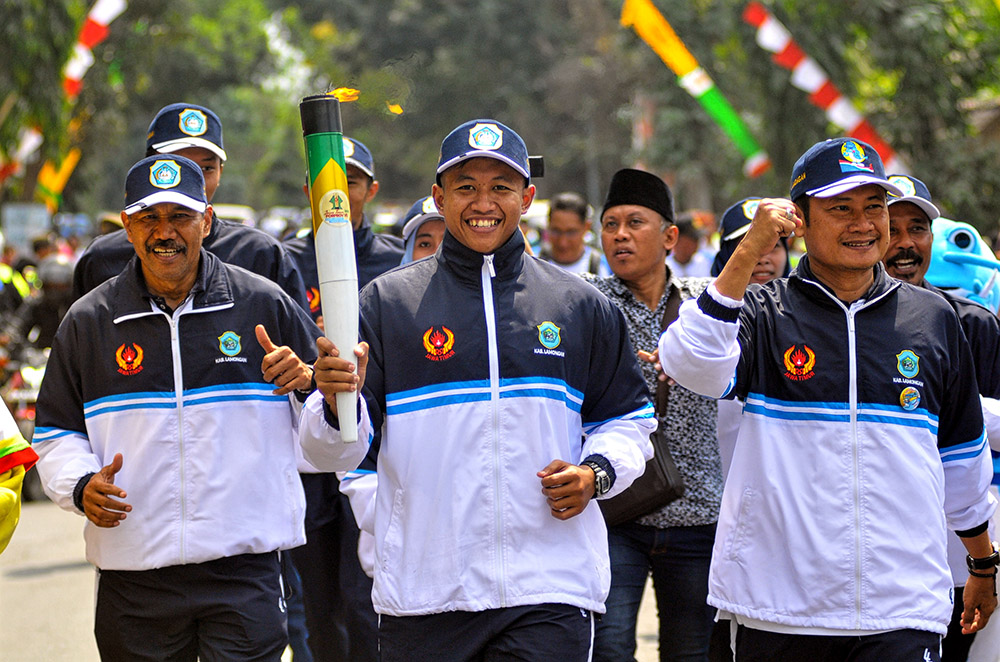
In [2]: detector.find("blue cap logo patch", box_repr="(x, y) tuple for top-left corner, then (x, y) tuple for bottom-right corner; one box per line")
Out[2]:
(178, 109), (208, 137)
(421, 197), (437, 214)
(741, 199), (759, 220)
(896, 350), (920, 378)
(537, 321), (561, 350)
(888, 175), (916, 197)
(219, 331), (242, 357)
(342, 137), (355, 157)
(839, 141), (874, 174)
(469, 123), (503, 151)
(899, 386), (920, 411)
(149, 160), (182, 189)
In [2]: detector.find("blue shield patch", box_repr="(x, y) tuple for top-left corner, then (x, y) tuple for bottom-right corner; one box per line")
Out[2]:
(537, 321), (561, 350)
(219, 331), (242, 357)
(896, 350), (920, 378)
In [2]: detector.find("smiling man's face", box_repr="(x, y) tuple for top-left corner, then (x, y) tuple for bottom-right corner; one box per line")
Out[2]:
(432, 157), (534, 254)
(884, 201), (933, 284)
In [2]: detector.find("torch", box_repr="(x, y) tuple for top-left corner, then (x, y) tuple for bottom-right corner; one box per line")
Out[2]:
(299, 94), (358, 442)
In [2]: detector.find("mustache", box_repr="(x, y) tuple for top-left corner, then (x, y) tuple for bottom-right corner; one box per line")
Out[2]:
(886, 247), (923, 266)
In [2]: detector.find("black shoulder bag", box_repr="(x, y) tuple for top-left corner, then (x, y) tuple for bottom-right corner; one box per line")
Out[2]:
(599, 284), (686, 526)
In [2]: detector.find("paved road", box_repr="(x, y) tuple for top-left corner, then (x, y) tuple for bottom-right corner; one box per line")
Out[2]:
(7, 500), (996, 662)
(0, 500), (660, 661)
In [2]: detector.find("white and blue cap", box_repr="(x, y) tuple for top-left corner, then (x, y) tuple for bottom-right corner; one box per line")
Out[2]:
(886, 174), (940, 220)
(401, 196), (444, 242)
(343, 136), (375, 178)
(436, 119), (530, 181)
(124, 155), (208, 215)
(147, 103), (227, 162)
(790, 137), (902, 201)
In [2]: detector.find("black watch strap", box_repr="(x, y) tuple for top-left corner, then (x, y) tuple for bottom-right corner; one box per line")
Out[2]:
(966, 543), (1000, 572)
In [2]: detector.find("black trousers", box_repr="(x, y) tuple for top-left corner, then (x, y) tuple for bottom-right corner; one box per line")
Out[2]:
(379, 603), (594, 662)
(95, 552), (287, 662)
(735, 624), (942, 662)
(291, 475), (378, 661)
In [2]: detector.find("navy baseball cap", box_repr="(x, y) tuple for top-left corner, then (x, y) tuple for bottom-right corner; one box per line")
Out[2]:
(147, 103), (227, 162)
(124, 155), (207, 215)
(436, 119), (530, 180)
(343, 136), (375, 178)
(401, 196), (443, 242)
(789, 138), (902, 201)
(886, 174), (940, 220)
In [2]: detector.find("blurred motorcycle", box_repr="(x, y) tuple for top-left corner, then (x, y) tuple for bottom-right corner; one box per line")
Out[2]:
(1, 345), (48, 502)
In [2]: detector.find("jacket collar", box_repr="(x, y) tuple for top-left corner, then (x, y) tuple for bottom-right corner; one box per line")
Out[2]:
(110, 249), (234, 320)
(791, 254), (899, 305)
(353, 215), (375, 257)
(437, 228), (526, 282)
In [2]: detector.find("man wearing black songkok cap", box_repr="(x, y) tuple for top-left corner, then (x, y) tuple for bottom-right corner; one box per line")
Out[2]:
(585, 168), (725, 662)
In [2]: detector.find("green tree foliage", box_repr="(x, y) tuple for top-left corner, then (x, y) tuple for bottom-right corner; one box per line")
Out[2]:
(6, 0), (1000, 238)
(0, 0), (83, 200)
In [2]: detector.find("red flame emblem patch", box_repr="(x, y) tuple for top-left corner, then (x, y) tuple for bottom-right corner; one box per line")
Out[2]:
(423, 326), (455, 361)
(782, 344), (816, 381)
(116, 343), (145, 376)
(307, 287), (321, 313)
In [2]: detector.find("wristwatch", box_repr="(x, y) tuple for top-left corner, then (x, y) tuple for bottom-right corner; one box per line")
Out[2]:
(583, 461), (611, 497)
(966, 542), (1000, 575)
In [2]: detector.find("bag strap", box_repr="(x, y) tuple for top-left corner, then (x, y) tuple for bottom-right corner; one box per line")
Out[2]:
(655, 284), (681, 417)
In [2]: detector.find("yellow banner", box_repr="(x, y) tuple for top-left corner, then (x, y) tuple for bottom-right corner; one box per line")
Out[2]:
(621, 0), (698, 77)
(35, 148), (81, 212)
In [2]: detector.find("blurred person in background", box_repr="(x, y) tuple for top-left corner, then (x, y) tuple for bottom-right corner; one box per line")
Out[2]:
(665, 214), (713, 278)
(539, 191), (609, 276)
(1, 254), (75, 351)
(399, 196), (446, 264)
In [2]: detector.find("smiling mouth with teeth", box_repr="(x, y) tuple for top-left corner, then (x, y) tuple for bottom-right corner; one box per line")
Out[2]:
(467, 219), (500, 228)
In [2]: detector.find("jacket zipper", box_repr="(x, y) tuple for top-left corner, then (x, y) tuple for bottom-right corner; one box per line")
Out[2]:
(800, 277), (899, 628)
(167, 311), (188, 564)
(481, 254), (506, 607)
(846, 302), (862, 628)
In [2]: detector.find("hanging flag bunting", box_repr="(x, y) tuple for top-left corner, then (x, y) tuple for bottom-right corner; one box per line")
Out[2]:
(742, 1), (905, 172)
(621, 0), (771, 178)
(0, 128), (44, 187)
(62, 0), (128, 100)
(3, 0), (126, 193)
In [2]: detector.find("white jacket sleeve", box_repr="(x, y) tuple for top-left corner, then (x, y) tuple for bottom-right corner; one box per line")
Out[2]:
(298, 391), (374, 473)
(32, 431), (101, 513)
(581, 405), (657, 498)
(659, 283), (743, 399)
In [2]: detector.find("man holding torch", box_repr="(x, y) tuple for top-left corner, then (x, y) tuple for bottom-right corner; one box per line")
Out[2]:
(298, 118), (656, 660)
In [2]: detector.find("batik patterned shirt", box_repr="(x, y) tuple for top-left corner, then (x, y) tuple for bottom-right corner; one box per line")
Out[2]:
(583, 269), (723, 527)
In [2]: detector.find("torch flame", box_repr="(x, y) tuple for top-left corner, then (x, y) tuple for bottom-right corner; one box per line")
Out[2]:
(329, 87), (360, 102)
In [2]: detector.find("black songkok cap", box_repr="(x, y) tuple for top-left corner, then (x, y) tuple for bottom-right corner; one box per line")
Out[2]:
(601, 168), (675, 224)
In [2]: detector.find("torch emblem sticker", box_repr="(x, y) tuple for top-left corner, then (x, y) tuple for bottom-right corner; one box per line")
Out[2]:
(116, 343), (145, 376)
(782, 344), (816, 381)
(319, 189), (351, 225)
(423, 326), (456, 361)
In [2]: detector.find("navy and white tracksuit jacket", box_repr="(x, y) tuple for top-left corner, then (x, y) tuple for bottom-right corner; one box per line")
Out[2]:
(299, 229), (656, 616)
(34, 251), (321, 571)
(660, 256), (996, 635)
